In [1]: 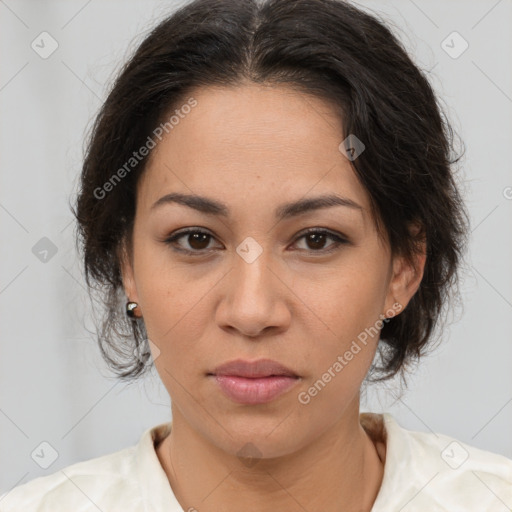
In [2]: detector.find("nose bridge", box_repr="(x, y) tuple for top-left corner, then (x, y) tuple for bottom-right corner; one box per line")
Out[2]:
(233, 234), (275, 297)
(216, 233), (289, 335)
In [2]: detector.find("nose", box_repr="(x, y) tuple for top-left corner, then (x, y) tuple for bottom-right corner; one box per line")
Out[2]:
(215, 246), (291, 339)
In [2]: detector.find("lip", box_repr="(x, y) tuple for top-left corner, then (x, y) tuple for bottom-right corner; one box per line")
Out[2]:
(210, 375), (299, 404)
(210, 358), (299, 378)
(207, 358), (300, 405)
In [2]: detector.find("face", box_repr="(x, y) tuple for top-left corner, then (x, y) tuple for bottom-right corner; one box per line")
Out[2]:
(120, 83), (424, 458)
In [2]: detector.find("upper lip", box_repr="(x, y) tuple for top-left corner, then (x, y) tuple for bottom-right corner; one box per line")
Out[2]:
(209, 358), (299, 378)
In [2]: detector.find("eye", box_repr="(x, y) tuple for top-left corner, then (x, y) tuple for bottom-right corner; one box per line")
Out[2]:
(163, 228), (219, 254)
(291, 228), (349, 254)
(162, 227), (349, 256)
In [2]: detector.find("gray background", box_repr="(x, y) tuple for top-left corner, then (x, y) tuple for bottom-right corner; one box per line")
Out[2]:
(1, 0), (511, 494)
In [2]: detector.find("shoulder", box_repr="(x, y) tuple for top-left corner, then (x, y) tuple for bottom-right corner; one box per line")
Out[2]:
(371, 413), (512, 511)
(0, 444), (141, 511)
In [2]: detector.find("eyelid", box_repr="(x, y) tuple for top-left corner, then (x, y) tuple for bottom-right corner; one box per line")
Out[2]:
(163, 227), (219, 252)
(290, 227), (349, 253)
(163, 226), (350, 255)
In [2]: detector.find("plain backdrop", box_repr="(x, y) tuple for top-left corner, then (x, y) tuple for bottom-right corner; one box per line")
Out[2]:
(1, 0), (511, 494)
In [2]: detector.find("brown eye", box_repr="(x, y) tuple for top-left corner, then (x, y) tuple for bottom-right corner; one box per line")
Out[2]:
(164, 229), (219, 254)
(304, 232), (329, 250)
(163, 227), (349, 256)
(293, 229), (349, 253)
(186, 232), (211, 250)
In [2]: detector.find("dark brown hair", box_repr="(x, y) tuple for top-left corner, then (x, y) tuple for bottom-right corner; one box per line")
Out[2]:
(71, 0), (470, 383)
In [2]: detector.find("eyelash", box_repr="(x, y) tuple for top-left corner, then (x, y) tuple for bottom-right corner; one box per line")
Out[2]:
(163, 227), (349, 256)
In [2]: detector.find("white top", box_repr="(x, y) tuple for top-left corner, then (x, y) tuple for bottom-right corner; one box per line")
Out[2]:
(1, 413), (511, 511)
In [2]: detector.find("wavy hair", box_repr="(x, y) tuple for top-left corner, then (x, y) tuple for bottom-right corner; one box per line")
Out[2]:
(71, 0), (470, 383)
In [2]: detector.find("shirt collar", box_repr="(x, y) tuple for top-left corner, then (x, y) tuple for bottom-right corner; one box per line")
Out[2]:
(135, 413), (399, 512)
(135, 421), (182, 511)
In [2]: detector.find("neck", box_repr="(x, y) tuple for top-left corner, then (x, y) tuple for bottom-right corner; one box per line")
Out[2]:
(156, 401), (384, 512)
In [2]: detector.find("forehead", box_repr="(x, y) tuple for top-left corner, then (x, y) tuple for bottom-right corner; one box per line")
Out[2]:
(138, 83), (370, 223)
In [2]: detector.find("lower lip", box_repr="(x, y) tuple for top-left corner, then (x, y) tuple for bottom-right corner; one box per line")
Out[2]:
(210, 375), (299, 404)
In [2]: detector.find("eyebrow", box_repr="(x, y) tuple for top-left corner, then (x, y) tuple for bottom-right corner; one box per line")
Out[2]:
(150, 192), (363, 220)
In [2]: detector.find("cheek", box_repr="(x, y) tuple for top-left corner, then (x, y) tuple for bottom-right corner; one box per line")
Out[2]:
(133, 242), (210, 336)
(294, 258), (387, 395)
(135, 267), (223, 382)
(297, 304), (381, 421)
(298, 256), (388, 343)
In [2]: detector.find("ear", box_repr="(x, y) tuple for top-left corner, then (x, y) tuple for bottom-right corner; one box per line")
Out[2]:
(383, 222), (427, 318)
(118, 238), (139, 304)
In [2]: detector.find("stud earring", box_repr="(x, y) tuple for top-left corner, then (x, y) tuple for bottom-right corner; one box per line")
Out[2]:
(126, 301), (142, 318)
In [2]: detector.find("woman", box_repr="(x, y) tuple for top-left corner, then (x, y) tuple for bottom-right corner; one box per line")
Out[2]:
(2, 0), (511, 510)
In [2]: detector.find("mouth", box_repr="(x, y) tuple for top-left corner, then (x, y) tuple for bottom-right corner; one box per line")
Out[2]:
(207, 358), (300, 404)
(208, 374), (300, 405)
(208, 358), (299, 378)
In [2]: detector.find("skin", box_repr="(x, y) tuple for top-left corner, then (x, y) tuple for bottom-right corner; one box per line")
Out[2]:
(120, 82), (426, 512)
